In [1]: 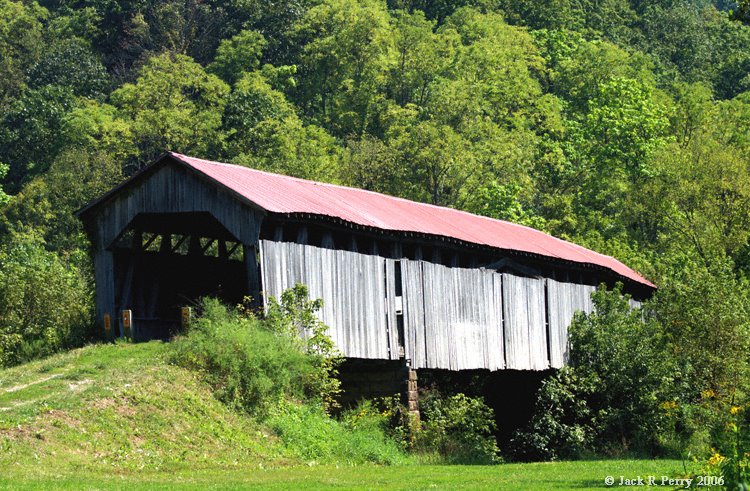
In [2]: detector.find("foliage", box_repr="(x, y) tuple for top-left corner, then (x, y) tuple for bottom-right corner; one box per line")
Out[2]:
(0, 0), (46, 110)
(651, 256), (750, 418)
(716, 405), (750, 490)
(110, 52), (230, 168)
(512, 286), (678, 459)
(0, 232), (92, 367)
(265, 284), (343, 411)
(267, 402), (406, 465)
(415, 391), (500, 464)
(508, 366), (597, 461)
(0, 86), (78, 191)
(169, 296), (339, 416)
(466, 181), (547, 230)
(0, 148), (123, 252)
(208, 30), (267, 85)
(27, 37), (110, 98)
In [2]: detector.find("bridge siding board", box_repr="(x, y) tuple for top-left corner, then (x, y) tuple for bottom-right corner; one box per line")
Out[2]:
(260, 241), (391, 360)
(385, 259), (399, 360)
(259, 240), (623, 371)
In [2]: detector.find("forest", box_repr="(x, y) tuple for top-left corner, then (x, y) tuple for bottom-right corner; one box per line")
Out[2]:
(2, 0), (750, 478)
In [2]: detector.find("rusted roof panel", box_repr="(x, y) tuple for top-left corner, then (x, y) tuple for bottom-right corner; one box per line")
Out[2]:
(169, 152), (654, 288)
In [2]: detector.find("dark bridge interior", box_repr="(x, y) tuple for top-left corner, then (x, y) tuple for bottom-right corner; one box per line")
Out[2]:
(110, 212), (247, 340)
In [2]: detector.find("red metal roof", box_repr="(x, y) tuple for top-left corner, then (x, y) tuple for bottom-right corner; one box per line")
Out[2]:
(170, 152), (654, 288)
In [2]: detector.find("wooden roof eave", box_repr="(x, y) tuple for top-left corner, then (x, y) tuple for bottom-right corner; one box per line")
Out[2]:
(74, 153), (270, 221)
(266, 210), (657, 294)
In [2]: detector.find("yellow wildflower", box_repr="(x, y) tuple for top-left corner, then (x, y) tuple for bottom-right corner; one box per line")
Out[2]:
(707, 449), (726, 467)
(660, 400), (678, 411)
(701, 389), (716, 399)
(731, 406), (743, 415)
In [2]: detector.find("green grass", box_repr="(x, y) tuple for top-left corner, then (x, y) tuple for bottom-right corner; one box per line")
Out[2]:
(0, 343), (695, 490)
(0, 459), (688, 490)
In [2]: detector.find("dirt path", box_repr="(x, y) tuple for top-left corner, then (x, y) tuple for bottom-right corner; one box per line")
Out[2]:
(3, 373), (64, 394)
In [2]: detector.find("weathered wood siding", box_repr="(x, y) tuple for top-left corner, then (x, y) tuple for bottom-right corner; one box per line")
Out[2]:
(402, 260), (504, 371)
(547, 280), (597, 368)
(259, 240), (631, 371)
(260, 240), (395, 360)
(502, 274), (548, 370)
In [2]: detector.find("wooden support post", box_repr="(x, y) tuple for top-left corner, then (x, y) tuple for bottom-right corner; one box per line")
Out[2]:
(391, 242), (402, 259)
(181, 306), (192, 329)
(450, 252), (460, 267)
(103, 313), (112, 339)
(321, 232), (334, 249)
(432, 248), (442, 264)
(121, 310), (133, 340)
(133, 230), (143, 250)
(160, 233), (171, 253)
(244, 244), (261, 307)
(188, 235), (202, 256)
(218, 240), (228, 260)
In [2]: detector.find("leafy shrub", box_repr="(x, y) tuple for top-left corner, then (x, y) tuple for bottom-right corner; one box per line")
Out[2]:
(0, 231), (92, 367)
(508, 366), (597, 461)
(510, 285), (679, 460)
(342, 396), (416, 450)
(169, 297), (328, 416)
(415, 391), (500, 464)
(267, 402), (406, 465)
(264, 283), (343, 411)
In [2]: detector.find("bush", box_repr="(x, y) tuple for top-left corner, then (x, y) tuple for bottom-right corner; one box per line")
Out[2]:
(0, 231), (92, 367)
(510, 285), (679, 460)
(168, 297), (328, 416)
(415, 391), (500, 464)
(508, 366), (597, 461)
(267, 402), (406, 465)
(264, 284), (343, 411)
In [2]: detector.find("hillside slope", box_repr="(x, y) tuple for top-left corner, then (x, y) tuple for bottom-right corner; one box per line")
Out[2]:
(0, 341), (294, 477)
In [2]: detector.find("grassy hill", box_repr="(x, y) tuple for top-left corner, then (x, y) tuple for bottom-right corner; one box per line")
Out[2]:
(0, 342), (297, 473)
(0, 341), (689, 490)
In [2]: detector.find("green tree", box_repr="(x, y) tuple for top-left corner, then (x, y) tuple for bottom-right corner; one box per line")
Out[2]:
(27, 37), (110, 98)
(0, 231), (92, 367)
(583, 77), (670, 176)
(442, 7), (545, 126)
(0, 148), (123, 253)
(110, 52), (230, 167)
(387, 119), (476, 206)
(0, 0), (47, 110)
(292, 0), (393, 136)
(653, 257), (750, 403)
(387, 10), (459, 107)
(340, 134), (400, 195)
(0, 86), (78, 191)
(208, 30), (266, 85)
(61, 100), (137, 165)
(223, 71), (340, 181)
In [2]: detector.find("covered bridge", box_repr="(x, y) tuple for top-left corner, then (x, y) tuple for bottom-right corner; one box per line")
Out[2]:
(77, 152), (654, 375)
